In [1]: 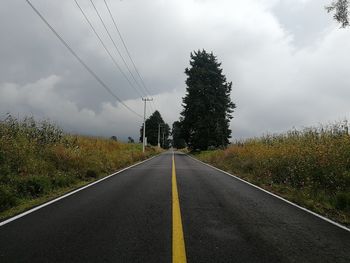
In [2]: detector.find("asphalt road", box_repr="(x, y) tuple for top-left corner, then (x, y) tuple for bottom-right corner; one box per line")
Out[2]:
(0, 151), (349, 262)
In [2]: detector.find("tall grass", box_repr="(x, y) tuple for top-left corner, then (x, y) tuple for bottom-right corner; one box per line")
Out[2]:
(196, 121), (350, 225)
(0, 114), (159, 217)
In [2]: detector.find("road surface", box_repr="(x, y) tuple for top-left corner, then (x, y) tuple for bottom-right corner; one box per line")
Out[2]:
(0, 152), (349, 262)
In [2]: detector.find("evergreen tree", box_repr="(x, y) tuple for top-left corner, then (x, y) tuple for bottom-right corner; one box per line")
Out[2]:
(326, 0), (349, 27)
(172, 121), (186, 149)
(160, 123), (171, 149)
(139, 110), (170, 148)
(180, 50), (235, 150)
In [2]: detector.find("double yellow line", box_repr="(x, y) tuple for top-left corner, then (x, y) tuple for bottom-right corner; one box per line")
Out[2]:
(172, 153), (187, 263)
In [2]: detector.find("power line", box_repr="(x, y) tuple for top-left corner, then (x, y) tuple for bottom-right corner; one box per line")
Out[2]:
(103, 0), (149, 94)
(25, 0), (142, 119)
(74, 0), (144, 99)
(90, 0), (157, 115)
(89, 0), (147, 98)
(103, 0), (157, 111)
(79, 0), (156, 116)
(75, 0), (155, 115)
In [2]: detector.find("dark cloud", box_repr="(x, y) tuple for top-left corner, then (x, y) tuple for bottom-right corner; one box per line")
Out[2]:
(1, 0), (350, 141)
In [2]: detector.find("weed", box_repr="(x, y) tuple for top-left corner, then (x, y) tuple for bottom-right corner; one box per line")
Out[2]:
(0, 185), (18, 212)
(0, 115), (160, 218)
(196, 121), (350, 225)
(335, 193), (350, 210)
(16, 176), (52, 198)
(85, 170), (98, 179)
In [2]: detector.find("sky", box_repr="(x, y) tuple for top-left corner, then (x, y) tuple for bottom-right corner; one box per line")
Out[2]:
(1, 0), (349, 141)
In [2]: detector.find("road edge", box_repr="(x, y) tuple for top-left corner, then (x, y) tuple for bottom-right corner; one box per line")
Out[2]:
(186, 153), (350, 233)
(0, 154), (160, 227)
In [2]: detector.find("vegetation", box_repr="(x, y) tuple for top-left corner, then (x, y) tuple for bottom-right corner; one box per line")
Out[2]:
(140, 110), (170, 148)
(0, 115), (159, 219)
(326, 0), (349, 27)
(195, 121), (350, 226)
(172, 121), (186, 149)
(179, 50), (235, 150)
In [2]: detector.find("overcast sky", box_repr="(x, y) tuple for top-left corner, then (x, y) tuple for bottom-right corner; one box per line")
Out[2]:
(1, 0), (349, 141)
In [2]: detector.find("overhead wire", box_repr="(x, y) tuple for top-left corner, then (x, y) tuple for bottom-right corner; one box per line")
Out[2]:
(103, 0), (150, 95)
(76, 0), (154, 116)
(89, 0), (147, 99)
(90, 0), (156, 114)
(25, 0), (143, 118)
(74, 0), (144, 99)
(74, 0), (152, 115)
(103, 0), (157, 112)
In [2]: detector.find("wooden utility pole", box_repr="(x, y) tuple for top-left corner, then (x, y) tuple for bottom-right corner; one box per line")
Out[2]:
(142, 98), (153, 153)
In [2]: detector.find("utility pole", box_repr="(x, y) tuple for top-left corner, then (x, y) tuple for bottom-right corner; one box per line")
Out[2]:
(157, 123), (165, 148)
(158, 123), (161, 148)
(142, 97), (153, 153)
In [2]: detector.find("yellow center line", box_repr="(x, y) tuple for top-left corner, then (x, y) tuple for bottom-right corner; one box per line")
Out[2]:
(172, 152), (187, 263)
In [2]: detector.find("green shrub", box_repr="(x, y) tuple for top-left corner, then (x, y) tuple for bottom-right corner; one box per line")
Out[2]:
(0, 115), (159, 217)
(16, 176), (52, 198)
(335, 193), (350, 210)
(0, 185), (18, 212)
(85, 170), (98, 179)
(51, 174), (76, 188)
(196, 121), (350, 224)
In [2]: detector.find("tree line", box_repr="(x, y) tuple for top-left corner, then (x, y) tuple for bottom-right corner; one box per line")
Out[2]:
(170, 0), (349, 150)
(140, 50), (235, 151)
(139, 110), (171, 149)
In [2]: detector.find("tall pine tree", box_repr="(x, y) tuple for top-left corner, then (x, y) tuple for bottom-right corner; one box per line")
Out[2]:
(180, 50), (235, 150)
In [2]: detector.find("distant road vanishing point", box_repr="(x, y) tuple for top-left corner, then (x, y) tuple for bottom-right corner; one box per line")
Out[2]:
(0, 152), (349, 262)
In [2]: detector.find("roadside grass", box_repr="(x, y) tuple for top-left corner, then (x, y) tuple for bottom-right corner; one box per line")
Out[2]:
(0, 115), (161, 220)
(176, 148), (190, 154)
(195, 122), (350, 226)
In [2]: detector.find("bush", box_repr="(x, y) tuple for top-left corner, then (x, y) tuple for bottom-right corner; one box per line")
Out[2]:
(196, 121), (350, 223)
(335, 193), (350, 210)
(0, 185), (18, 212)
(0, 115), (160, 217)
(51, 175), (76, 188)
(16, 176), (52, 198)
(85, 170), (98, 179)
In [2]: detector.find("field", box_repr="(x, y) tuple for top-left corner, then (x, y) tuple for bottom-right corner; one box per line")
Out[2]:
(196, 122), (350, 226)
(0, 115), (160, 220)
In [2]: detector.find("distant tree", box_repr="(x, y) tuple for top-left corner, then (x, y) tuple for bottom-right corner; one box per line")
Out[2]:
(180, 50), (235, 150)
(140, 110), (170, 148)
(160, 123), (171, 149)
(128, 136), (134, 143)
(172, 121), (186, 149)
(326, 0), (349, 27)
(110, 136), (118, 141)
